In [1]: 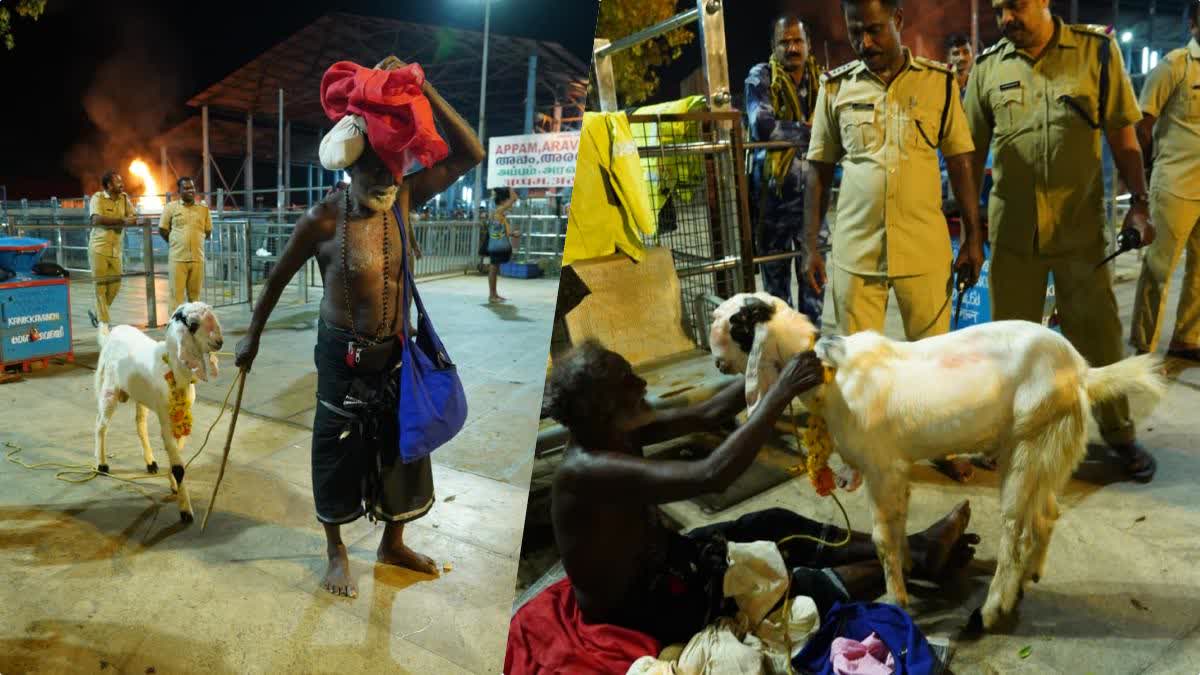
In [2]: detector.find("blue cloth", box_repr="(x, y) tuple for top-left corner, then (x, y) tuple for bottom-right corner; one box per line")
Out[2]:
(745, 62), (827, 326)
(794, 602), (939, 675)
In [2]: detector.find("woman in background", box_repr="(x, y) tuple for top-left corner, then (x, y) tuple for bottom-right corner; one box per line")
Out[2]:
(483, 187), (520, 303)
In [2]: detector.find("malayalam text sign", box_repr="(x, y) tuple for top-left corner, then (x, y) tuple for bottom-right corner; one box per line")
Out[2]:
(487, 132), (580, 189)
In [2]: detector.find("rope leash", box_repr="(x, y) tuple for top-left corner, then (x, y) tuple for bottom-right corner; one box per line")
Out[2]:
(770, 391), (855, 673)
(4, 364), (244, 500)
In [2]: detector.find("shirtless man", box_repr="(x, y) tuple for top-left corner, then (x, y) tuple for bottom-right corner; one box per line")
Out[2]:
(235, 58), (484, 598)
(543, 341), (979, 643)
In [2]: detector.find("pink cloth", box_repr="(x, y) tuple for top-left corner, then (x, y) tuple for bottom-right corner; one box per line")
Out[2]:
(831, 631), (896, 675)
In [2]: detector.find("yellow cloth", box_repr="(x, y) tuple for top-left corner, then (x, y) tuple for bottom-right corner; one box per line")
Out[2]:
(159, 200), (212, 262)
(630, 96), (707, 213)
(1140, 38), (1200, 201)
(563, 112), (656, 266)
(88, 190), (133, 257)
(963, 18), (1142, 257)
(767, 55), (820, 194)
(808, 49), (974, 277)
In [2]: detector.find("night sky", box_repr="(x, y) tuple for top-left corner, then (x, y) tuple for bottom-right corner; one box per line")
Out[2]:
(0, 0), (600, 199)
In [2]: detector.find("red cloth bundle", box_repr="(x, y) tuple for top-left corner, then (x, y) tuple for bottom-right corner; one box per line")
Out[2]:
(504, 578), (661, 675)
(319, 61), (450, 178)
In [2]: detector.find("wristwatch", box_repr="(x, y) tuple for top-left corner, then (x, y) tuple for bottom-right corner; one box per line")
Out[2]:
(1130, 192), (1150, 208)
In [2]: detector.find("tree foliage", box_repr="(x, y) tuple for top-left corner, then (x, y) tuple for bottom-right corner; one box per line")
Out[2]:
(595, 0), (694, 107)
(0, 0), (47, 50)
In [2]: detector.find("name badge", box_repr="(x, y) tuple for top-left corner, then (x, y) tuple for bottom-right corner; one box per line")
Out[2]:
(850, 103), (875, 111)
(999, 81), (1022, 91)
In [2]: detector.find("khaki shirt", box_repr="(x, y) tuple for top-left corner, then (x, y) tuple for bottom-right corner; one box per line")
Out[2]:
(88, 191), (134, 258)
(159, 200), (212, 262)
(808, 49), (974, 277)
(1140, 38), (1200, 201)
(964, 18), (1141, 257)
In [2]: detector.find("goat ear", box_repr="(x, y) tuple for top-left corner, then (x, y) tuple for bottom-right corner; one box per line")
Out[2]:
(744, 322), (777, 412)
(171, 323), (205, 381)
(815, 335), (847, 367)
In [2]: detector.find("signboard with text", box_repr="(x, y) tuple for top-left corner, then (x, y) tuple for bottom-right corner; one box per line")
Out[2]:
(0, 279), (73, 364)
(486, 132), (580, 189)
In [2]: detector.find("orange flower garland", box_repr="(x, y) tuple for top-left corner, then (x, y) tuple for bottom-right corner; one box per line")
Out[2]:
(163, 356), (193, 439)
(795, 366), (837, 496)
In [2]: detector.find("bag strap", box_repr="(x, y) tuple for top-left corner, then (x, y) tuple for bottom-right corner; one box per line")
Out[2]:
(394, 203), (438, 341)
(938, 69), (952, 146)
(1097, 35), (1111, 131)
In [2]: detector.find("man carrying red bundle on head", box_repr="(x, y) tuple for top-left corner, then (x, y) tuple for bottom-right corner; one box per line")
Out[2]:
(235, 56), (484, 599)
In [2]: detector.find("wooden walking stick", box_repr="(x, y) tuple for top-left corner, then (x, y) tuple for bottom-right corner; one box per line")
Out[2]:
(202, 367), (248, 531)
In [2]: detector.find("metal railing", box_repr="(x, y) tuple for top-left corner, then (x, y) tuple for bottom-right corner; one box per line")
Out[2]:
(3, 197), (513, 326)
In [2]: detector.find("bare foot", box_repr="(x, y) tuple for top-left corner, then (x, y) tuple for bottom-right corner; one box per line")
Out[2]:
(377, 542), (439, 575)
(933, 457), (974, 483)
(912, 500), (979, 580)
(488, 295), (508, 304)
(322, 544), (357, 598)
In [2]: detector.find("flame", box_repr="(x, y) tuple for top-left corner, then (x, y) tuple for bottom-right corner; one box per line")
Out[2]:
(128, 159), (163, 213)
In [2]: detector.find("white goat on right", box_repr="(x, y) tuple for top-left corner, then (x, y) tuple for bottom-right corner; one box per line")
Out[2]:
(709, 293), (1167, 631)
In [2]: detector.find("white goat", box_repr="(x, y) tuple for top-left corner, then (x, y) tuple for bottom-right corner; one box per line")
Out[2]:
(709, 293), (1167, 630)
(94, 302), (224, 523)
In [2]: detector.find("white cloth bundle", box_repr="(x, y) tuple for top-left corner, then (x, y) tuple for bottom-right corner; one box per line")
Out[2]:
(318, 114), (368, 171)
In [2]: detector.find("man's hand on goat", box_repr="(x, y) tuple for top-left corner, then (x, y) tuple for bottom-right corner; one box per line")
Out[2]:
(954, 239), (985, 289)
(234, 336), (259, 372)
(773, 351), (826, 399)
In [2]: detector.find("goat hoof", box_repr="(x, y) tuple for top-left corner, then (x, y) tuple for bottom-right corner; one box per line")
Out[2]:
(180, 511), (194, 524)
(97, 464), (109, 474)
(1032, 573), (1041, 584)
(171, 465), (185, 484)
(147, 461), (159, 474)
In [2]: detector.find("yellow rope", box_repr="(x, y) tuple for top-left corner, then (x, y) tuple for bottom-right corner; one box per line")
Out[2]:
(3, 372), (241, 495)
(773, 367), (852, 673)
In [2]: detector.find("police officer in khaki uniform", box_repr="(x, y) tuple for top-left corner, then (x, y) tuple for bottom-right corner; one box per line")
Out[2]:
(805, 0), (986, 341)
(159, 176), (212, 308)
(964, 0), (1158, 481)
(88, 170), (137, 325)
(1130, 2), (1200, 361)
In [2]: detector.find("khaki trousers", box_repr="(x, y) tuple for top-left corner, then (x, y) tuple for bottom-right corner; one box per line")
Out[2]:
(830, 264), (952, 340)
(89, 251), (122, 324)
(990, 246), (1135, 445)
(1130, 189), (1200, 352)
(169, 260), (204, 309)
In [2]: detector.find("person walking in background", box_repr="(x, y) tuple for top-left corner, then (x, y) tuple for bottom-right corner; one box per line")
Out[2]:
(484, 187), (520, 303)
(159, 176), (212, 308)
(1129, 2), (1200, 362)
(87, 170), (137, 326)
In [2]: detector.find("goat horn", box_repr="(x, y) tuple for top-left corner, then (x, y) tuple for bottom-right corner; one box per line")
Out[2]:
(201, 368), (248, 532)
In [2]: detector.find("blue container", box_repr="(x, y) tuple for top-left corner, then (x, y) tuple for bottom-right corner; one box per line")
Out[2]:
(500, 262), (543, 279)
(0, 237), (49, 275)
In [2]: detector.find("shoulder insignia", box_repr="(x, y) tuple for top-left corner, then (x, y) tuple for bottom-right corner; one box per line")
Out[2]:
(975, 41), (1004, 66)
(915, 56), (953, 74)
(1070, 23), (1113, 39)
(822, 60), (859, 83)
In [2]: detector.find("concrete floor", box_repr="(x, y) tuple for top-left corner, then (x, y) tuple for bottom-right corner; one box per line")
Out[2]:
(0, 273), (555, 674)
(647, 255), (1200, 674)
